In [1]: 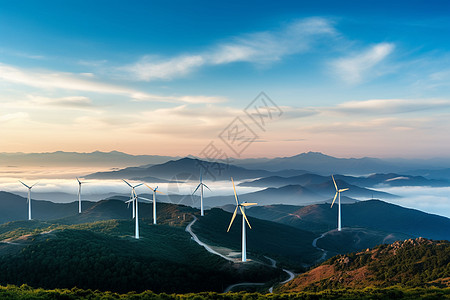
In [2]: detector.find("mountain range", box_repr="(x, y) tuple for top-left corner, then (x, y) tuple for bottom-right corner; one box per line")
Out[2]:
(239, 173), (449, 188)
(5, 150), (450, 180)
(0, 150), (176, 169)
(245, 200), (450, 241)
(0, 186), (449, 294)
(234, 151), (450, 175)
(85, 157), (308, 181)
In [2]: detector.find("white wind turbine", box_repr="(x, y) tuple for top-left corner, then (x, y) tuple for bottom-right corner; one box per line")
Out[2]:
(330, 175), (349, 232)
(122, 179), (143, 219)
(19, 181), (38, 220)
(192, 171), (211, 216)
(227, 177), (257, 262)
(125, 189), (152, 239)
(76, 177), (87, 213)
(145, 184), (164, 225)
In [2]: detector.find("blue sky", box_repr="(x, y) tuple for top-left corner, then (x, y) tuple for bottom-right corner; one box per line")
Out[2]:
(1, 0), (450, 158)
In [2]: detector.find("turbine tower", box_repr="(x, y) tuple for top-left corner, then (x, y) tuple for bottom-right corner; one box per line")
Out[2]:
(192, 171), (211, 216)
(122, 179), (143, 219)
(330, 175), (349, 231)
(227, 177), (257, 262)
(19, 181), (38, 220)
(145, 184), (164, 225)
(76, 177), (87, 213)
(126, 189), (152, 239)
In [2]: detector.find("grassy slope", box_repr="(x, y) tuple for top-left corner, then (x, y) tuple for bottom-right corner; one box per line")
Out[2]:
(280, 238), (450, 293)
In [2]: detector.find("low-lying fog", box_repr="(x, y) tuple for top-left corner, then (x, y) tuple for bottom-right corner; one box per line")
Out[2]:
(1, 167), (449, 218)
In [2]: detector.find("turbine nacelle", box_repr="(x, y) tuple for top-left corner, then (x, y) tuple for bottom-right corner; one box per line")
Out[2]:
(227, 177), (257, 232)
(76, 177), (87, 185)
(122, 179), (143, 190)
(145, 184), (164, 194)
(19, 180), (37, 190)
(330, 175), (349, 208)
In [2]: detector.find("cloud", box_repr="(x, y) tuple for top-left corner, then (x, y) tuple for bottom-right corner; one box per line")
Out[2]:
(27, 95), (94, 108)
(122, 17), (337, 81)
(281, 106), (319, 119)
(331, 43), (395, 84)
(333, 98), (450, 115)
(0, 62), (225, 104)
(126, 55), (205, 81)
(0, 112), (29, 123)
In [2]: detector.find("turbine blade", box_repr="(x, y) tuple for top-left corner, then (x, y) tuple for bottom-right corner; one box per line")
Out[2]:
(240, 206), (252, 229)
(156, 190), (164, 195)
(30, 182), (38, 188)
(134, 183), (143, 188)
(242, 202), (257, 207)
(19, 180), (30, 189)
(227, 207), (238, 232)
(332, 175), (338, 191)
(144, 184), (154, 191)
(122, 179), (132, 188)
(203, 184), (211, 192)
(139, 197), (153, 202)
(76, 177), (81, 184)
(192, 184), (201, 195)
(330, 192), (338, 208)
(339, 188), (349, 192)
(231, 177), (239, 205)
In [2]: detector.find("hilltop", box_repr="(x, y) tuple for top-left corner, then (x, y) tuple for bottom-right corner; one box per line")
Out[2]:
(280, 238), (450, 292)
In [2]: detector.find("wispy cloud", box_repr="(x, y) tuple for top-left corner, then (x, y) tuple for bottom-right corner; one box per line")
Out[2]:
(331, 43), (395, 84)
(0, 62), (225, 104)
(333, 98), (450, 114)
(122, 17), (337, 81)
(27, 95), (94, 108)
(0, 112), (29, 123)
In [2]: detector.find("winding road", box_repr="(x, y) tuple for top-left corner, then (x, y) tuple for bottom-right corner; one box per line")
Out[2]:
(185, 216), (235, 262)
(312, 233), (328, 261)
(185, 216), (296, 293)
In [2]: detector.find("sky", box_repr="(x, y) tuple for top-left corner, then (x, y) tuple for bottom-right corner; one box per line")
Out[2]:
(1, 0), (450, 159)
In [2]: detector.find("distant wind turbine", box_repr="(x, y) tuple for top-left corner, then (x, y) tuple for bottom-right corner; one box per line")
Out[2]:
(126, 189), (152, 239)
(192, 171), (211, 216)
(76, 177), (87, 213)
(330, 175), (349, 232)
(145, 184), (164, 225)
(19, 181), (38, 220)
(122, 179), (143, 219)
(227, 177), (257, 262)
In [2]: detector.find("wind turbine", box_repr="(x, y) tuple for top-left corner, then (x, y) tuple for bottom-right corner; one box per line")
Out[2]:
(19, 181), (38, 220)
(227, 177), (257, 262)
(76, 177), (87, 213)
(126, 189), (152, 239)
(122, 179), (143, 219)
(145, 184), (164, 225)
(330, 175), (349, 232)
(192, 171), (211, 216)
